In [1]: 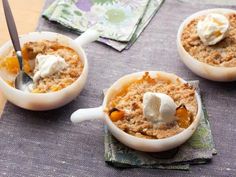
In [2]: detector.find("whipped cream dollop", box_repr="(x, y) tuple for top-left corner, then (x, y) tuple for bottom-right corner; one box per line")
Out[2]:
(33, 54), (68, 83)
(197, 13), (229, 45)
(143, 92), (177, 125)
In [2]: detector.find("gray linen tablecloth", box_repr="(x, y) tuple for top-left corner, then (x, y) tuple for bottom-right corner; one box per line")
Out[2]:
(0, 0), (235, 176)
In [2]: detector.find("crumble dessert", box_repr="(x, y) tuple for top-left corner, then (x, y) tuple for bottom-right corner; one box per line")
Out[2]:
(0, 40), (83, 93)
(106, 72), (197, 139)
(181, 13), (236, 67)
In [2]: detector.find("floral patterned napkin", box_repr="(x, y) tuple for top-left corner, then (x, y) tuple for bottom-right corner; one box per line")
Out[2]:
(104, 81), (217, 170)
(42, 0), (164, 51)
(98, 0), (164, 51)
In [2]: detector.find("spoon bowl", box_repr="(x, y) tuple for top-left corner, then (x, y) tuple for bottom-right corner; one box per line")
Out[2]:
(15, 71), (33, 91)
(2, 0), (33, 91)
(14, 51), (33, 90)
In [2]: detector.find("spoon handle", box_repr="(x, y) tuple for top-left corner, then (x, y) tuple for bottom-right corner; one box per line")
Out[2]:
(2, 0), (23, 69)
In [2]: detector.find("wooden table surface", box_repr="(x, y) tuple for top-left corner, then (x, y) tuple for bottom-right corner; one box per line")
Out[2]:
(0, 0), (44, 114)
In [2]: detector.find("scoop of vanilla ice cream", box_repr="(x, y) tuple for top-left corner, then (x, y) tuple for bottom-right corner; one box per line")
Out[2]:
(197, 13), (229, 45)
(143, 92), (177, 125)
(33, 54), (68, 82)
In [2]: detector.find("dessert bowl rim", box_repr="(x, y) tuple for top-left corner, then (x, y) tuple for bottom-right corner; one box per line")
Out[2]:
(177, 8), (236, 70)
(102, 71), (202, 144)
(0, 31), (88, 97)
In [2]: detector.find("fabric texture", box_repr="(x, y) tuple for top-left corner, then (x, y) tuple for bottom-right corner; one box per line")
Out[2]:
(42, 0), (164, 51)
(104, 81), (216, 170)
(0, 0), (235, 176)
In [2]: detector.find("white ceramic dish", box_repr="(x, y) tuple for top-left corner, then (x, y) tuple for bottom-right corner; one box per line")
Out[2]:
(177, 8), (236, 82)
(0, 30), (99, 110)
(71, 71), (202, 152)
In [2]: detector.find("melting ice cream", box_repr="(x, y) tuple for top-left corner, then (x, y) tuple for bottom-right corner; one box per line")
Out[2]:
(143, 92), (177, 125)
(33, 54), (68, 82)
(197, 13), (229, 45)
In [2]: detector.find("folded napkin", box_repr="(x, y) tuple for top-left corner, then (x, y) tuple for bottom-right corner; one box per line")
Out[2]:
(104, 81), (217, 170)
(42, 0), (164, 51)
(99, 0), (165, 51)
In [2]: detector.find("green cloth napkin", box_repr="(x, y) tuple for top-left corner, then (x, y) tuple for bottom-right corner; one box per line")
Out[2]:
(99, 0), (165, 51)
(42, 0), (164, 51)
(104, 81), (217, 170)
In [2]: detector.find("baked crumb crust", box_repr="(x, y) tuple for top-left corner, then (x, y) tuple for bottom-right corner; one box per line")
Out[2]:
(1, 40), (83, 93)
(181, 13), (236, 67)
(107, 73), (197, 139)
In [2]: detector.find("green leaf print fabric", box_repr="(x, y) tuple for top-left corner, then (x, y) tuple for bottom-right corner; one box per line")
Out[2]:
(104, 81), (217, 170)
(43, 0), (164, 51)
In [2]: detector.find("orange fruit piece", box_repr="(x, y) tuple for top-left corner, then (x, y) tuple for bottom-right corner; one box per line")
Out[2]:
(1, 54), (32, 75)
(2, 57), (19, 74)
(23, 60), (32, 74)
(50, 85), (61, 92)
(22, 47), (29, 61)
(175, 104), (191, 128)
(110, 109), (125, 122)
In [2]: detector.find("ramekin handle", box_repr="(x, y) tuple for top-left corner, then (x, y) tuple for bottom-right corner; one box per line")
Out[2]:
(71, 106), (104, 123)
(74, 29), (99, 47)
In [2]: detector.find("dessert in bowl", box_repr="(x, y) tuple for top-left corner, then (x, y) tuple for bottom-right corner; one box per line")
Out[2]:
(0, 30), (99, 110)
(71, 71), (202, 152)
(177, 8), (236, 81)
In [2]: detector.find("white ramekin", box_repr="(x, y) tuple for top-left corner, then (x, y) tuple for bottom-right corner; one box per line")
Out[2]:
(177, 8), (236, 82)
(71, 71), (202, 152)
(0, 30), (99, 110)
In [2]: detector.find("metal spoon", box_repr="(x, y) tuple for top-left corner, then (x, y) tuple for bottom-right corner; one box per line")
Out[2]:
(2, 0), (33, 91)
